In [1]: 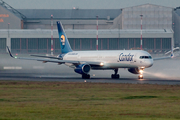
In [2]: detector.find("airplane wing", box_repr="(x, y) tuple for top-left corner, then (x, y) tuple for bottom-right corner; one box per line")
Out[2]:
(153, 52), (174, 61)
(7, 46), (102, 66)
(153, 56), (172, 61)
(30, 54), (62, 60)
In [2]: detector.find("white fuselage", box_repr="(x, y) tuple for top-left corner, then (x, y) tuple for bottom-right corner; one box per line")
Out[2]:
(63, 50), (153, 70)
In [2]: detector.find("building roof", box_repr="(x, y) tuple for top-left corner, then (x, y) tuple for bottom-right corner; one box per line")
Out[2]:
(17, 9), (122, 20)
(0, 0), (26, 19)
(121, 3), (173, 10)
(175, 8), (180, 16)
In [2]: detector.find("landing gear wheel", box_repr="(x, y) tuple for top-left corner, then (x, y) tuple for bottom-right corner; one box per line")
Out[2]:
(82, 74), (90, 79)
(138, 68), (144, 79)
(111, 74), (120, 79)
(111, 69), (120, 79)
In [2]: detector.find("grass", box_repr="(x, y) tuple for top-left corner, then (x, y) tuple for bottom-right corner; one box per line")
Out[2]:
(0, 81), (180, 120)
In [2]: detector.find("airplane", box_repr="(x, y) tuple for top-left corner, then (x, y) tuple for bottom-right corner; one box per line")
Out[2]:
(7, 21), (174, 79)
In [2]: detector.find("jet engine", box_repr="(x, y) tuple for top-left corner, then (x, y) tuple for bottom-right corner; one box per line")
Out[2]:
(74, 64), (91, 74)
(128, 68), (140, 74)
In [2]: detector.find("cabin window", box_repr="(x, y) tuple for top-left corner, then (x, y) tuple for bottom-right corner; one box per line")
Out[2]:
(139, 56), (152, 59)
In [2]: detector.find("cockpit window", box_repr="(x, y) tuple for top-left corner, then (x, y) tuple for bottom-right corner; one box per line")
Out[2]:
(139, 56), (152, 59)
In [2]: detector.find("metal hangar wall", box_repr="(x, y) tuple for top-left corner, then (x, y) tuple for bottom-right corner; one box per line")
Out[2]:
(0, 1), (176, 54)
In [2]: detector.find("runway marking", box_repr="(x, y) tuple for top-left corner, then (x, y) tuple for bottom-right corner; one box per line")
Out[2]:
(3, 66), (22, 70)
(33, 66), (45, 69)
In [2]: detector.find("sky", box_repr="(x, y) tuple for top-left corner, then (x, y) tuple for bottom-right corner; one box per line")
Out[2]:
(2, 0), (180, 9)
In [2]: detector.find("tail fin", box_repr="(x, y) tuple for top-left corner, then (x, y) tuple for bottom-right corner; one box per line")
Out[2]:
(57, 21), (72, 54)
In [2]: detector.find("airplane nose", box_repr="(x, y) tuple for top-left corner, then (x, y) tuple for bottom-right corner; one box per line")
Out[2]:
(145, 60), (153, 68)
(149, 61), (153, 67)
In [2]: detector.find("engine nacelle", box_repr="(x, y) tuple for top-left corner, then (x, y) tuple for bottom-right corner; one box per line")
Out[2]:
(128, 68), (140, 74)
(74, 64), (91, 75)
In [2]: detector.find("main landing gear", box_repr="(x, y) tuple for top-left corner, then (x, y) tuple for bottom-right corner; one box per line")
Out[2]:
(138, 68), (144, 79)
(111, 69), (120, 79)
(82, 74), (90, 79)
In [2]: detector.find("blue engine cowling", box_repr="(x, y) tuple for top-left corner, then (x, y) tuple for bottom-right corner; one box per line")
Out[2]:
(74, 64), (91, 75)
(128, 68), (140, 74)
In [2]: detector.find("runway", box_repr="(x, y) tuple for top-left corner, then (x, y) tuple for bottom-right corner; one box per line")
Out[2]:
(0, 53), (180, 85)
(1, 72), (180, 85)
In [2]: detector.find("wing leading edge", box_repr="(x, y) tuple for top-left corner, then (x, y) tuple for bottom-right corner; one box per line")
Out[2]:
(30, 54), (63, 60)
(153, 56), (171, 61)
(153, 52), (174, 61)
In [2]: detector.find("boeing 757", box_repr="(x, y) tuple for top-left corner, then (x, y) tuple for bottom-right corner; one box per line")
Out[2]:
(7, 21), (173, 79)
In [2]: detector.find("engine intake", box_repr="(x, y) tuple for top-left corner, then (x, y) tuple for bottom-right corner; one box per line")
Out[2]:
(128, 68), (140, 74)
(74, 64), (91, 74)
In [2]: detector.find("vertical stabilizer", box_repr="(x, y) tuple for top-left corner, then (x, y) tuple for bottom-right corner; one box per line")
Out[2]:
(57, 21), (72, 54)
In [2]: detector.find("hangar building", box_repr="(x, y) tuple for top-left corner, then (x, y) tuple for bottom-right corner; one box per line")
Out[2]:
(0, 1), (178, 54)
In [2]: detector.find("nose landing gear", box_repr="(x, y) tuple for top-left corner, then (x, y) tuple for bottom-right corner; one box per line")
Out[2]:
(138, 74), (143, 79)
(138, 68), (144, 79)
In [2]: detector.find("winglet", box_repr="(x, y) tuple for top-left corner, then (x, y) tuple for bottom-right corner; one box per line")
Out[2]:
(171, 46), (174, 58)
(171, 52), (174, 58)
(7, 46), (14, 58)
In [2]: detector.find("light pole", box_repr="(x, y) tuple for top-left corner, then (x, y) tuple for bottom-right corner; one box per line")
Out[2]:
(140, 15), (143, 50)
(7, 23), (11, 52)
(96, 15), (98, 50)
(8, 23), (10, 38)
(51, 15), (53, 55)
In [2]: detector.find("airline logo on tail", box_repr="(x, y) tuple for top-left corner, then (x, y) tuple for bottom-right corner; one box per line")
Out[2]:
(61, 35), (65, 48)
